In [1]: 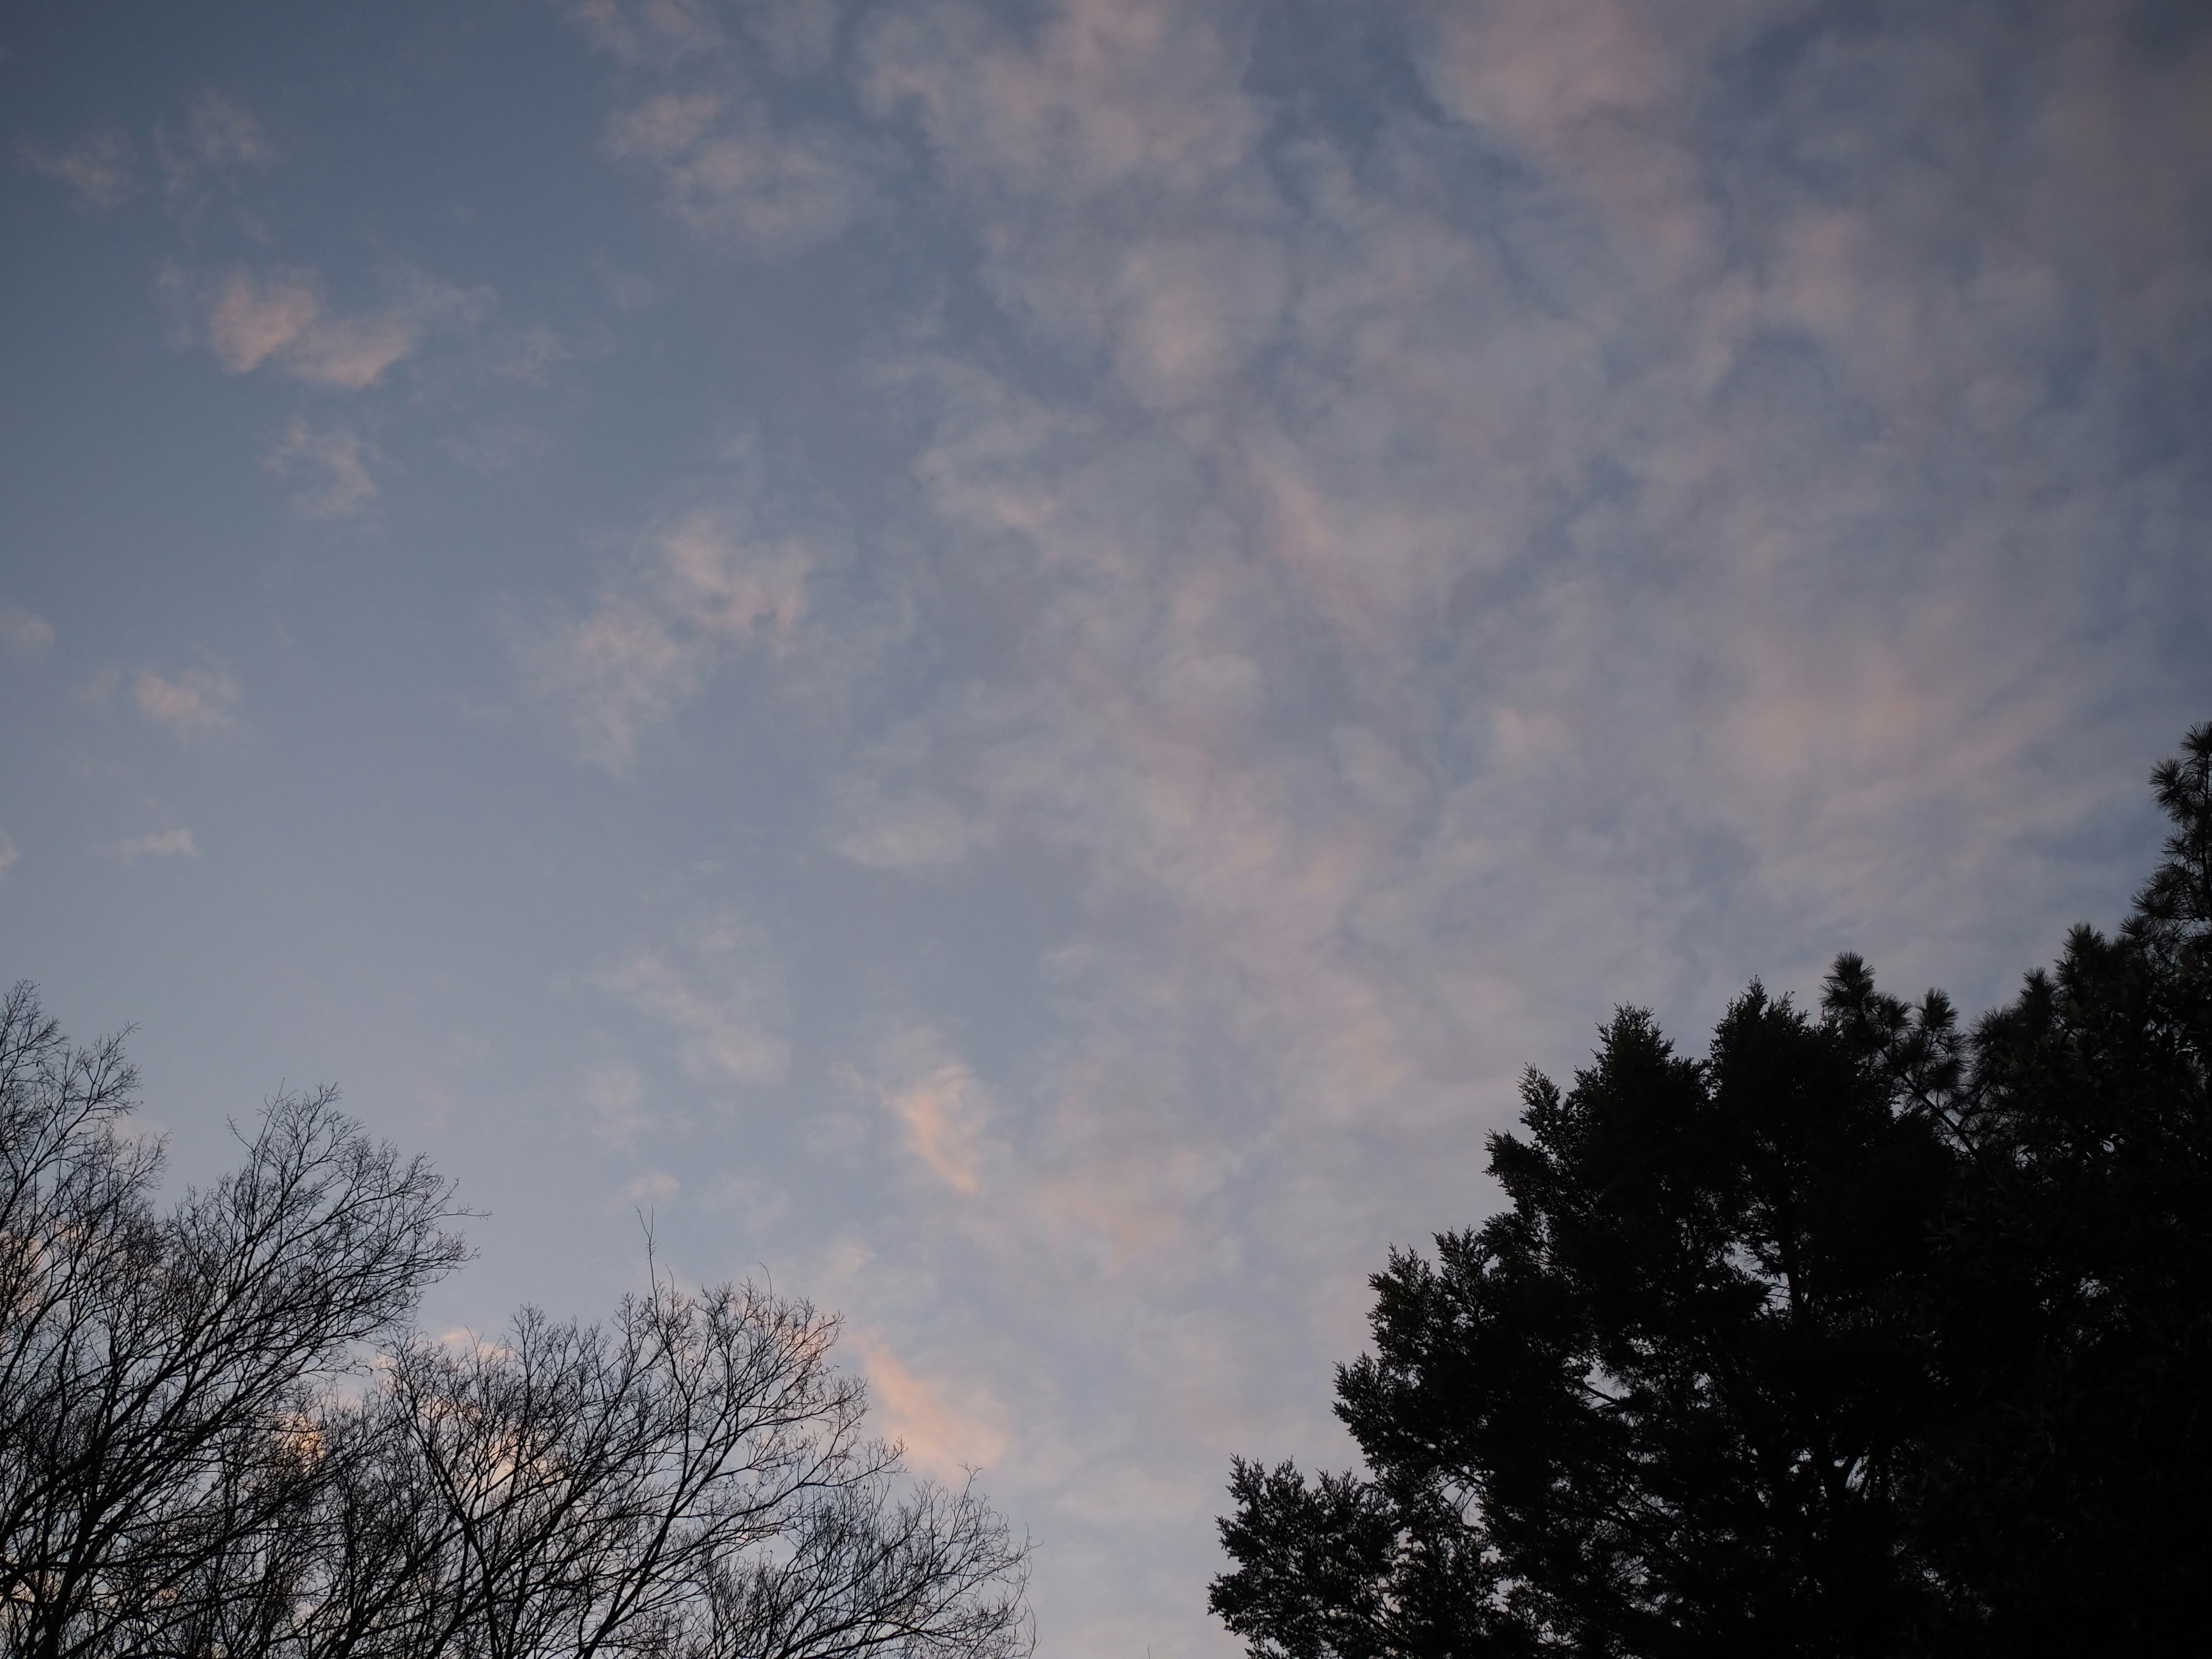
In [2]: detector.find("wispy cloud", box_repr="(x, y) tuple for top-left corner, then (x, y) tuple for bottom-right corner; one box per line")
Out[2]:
(567, 0), (725, 68)
(157, 89), (278, 202)
(579, 0), (889, 253)
(133, 666), (240, 745)
(165, 264), (493, 389)
(0, 832), (17, 880)
(605, 94), (884, 252)
(592, 910), (791, 1090)
(520, 507), (810, 771)
(15, 126), (137, 213)
(582, 1054), (651, 1147)
(264, 418), (375, 517)
(844, 1029), (996, 1195)
(103, 827), (198, 865)
(0, 604), (54, 655)
(854, 1336), (1009, 1481)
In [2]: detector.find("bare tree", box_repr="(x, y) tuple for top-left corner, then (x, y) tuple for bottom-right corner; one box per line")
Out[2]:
(0, 984), (1032, 1659)
(339, 1279), (1032, 1659)
(0, 983), (470, 1659)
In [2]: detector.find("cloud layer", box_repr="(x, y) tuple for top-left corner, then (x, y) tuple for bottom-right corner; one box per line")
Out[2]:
(543, 2), (2212, 1649)
(7, 7), (2206, 1658)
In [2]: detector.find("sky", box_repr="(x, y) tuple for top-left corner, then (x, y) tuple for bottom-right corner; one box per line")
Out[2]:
(2, 0), (2209, 1651)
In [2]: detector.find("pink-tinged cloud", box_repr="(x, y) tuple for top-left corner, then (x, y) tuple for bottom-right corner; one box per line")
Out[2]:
(264, 419), (375, 517)
(171, 264), (493, 389)
(16, 127), (137, 214)
(132, 667), (240, 745)
(0, 604), (55, 654)
(521, 509), (812, 770)
(853, 1041), (993, 1194)
(605, 88), (884, 251)
(855, 1337), (1009, 1480)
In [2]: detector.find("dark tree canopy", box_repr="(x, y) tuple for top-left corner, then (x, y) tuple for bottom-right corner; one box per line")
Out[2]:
(1213, 724), (2212, 1659)
(0, 986), (1032, 1659)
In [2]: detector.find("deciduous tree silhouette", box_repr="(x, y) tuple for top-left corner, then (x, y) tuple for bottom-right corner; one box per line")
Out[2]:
(1213, 724), (2212, 1658)
(0, 985), (1031, 1659)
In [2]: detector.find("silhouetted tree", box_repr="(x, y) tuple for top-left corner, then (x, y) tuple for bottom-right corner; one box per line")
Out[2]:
(0, 990), (468, 1659)
(0, 984), (1032, 1659)
(1214, 724), (2212, 1658)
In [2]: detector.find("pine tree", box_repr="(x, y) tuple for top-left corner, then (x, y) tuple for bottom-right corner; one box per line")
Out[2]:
(1213, 725), (2212, 1658)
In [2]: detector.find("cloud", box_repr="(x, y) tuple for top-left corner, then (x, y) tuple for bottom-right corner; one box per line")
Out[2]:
(592, 911), (790, 1089)
(829, 778), (983, 872)
(0, 832), (16, 878)
(133, 667), (240, 745)
(605, 93), (885, 252)
(854, 1336), (1008, 1480)
(104, 827), (198, 865)
(0, 604), (54, 654)
(579, 0), (890, 253)
(169, 264), (493, 389)
(567, 0), (725, 67)
(158, 89), (278, 201)
(264, 419), (375, 516)
(567, 3), (2212, 1649)
(520, 507), (810, 771)
(15, 127), (137, 213)
(618, 1168), (681, 1206)
(582, 1055), (651, 1146)
(845, 1029), (995, 1194)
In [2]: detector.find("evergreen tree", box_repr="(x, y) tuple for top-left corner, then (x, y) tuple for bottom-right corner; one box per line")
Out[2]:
(1213, 725), (2212, 1658)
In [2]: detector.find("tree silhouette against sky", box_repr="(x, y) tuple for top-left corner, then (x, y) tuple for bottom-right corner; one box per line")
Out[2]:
(1215, 725), (2212, 1658)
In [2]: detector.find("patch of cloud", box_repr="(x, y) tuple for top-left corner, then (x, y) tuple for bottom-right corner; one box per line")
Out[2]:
(0, 832), (16, 879)
(133, 666), (240, 746)
(605, 92), (885, 252)
(14, 126), (137, 214)
(567, 0), (726, 68)
(165, 264), (494, 389)
(520, 506), (810, 771)
(0, 604), (55, 655)
(828, 721), (991, 871)
(617, 1168), (681, 1207)
(596, 258), (659, 312)
(581, 0), (888, 253)
(264, 418), (376, 517)
(104, 827), (198, 865)
(592, 910), (790, 1089)
(486, 324), (567, 384)
(829, 778), (983, 872)
(441, 421), (555, 475)
(844, 1028), (995, 1194)
(582, 1052), (650, 1147)
(157, 89), (278, 203)
(853, 1335), (1009, 1480)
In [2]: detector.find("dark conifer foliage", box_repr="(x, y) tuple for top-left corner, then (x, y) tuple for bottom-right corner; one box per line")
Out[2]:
(0, 985), (1032, 1659)
(1213, 724), (2212, 1658)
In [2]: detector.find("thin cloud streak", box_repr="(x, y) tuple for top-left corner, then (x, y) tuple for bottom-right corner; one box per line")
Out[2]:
(15, 127), (138, 214)
(103, 827), (199, 864)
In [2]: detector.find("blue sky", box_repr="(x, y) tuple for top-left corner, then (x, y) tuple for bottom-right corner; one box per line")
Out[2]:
(3, 1), (2209, 1652)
